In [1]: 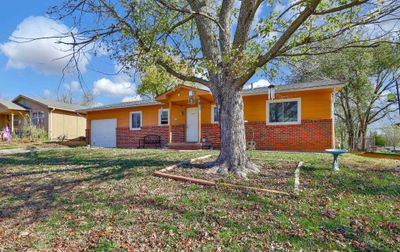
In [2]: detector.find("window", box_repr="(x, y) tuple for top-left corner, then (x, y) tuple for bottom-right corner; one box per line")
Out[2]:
(158, 109), (169, 125)
(211, 105), (219, 123)
(31, 111), (45, 127)
(130, 111), (142, 130)
(266, 98), (300, 125)
(13, 115), (20, 127)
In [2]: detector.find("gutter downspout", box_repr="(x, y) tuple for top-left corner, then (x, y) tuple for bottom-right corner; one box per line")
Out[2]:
(332, 88), (336, 149)
(49, 108), (56, 140)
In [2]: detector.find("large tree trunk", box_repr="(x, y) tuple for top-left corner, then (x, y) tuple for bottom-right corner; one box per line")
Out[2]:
(211, 86), (259, 178)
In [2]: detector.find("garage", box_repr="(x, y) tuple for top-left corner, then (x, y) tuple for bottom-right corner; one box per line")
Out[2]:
(91, 119), (117, 148)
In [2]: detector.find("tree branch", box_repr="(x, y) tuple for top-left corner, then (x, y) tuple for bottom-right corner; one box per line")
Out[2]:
(239, 0), (321, 85)
(313, 0), (368, 15)
(156, 59), (211, 87)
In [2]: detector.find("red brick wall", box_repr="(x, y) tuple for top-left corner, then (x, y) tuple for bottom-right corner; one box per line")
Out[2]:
(201, 119), (333, 151)
(85, 129), (90, 145)
(102, 119), (332, 151)
(116, 125), (184, 148)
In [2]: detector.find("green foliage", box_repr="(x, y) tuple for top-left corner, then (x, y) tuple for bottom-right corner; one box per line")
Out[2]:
(374, 134), (386, 147)
(137, 65), (183, 98)
(21, 124), (48, 142)
(381, 125), (400, 148)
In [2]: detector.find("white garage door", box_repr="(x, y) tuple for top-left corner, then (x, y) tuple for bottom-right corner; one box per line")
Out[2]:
(91, 119), (117, 148)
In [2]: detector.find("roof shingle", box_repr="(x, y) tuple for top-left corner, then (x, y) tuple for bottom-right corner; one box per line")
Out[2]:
(13, 95), (88, 112)
(0, 99), (28, 111)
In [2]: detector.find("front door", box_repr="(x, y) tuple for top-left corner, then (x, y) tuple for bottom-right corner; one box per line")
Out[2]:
(186, 107), (198, 142)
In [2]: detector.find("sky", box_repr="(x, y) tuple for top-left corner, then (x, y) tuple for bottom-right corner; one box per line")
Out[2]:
(0, 1), (133, 106)
(0, 1), (276, 106)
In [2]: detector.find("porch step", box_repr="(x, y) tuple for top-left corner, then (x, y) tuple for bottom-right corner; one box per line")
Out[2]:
(167, 142), (211, 150)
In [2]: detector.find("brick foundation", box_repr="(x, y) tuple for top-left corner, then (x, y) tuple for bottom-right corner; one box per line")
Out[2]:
(116, 125), (184, 148)
(92, 119), (332, 151)
(85, 129), (90, 145)
(201, 119), (333, 151)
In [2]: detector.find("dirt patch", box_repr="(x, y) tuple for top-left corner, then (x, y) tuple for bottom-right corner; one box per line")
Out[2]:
(356, 152), (400, 160)
(164, 156), (299, 193)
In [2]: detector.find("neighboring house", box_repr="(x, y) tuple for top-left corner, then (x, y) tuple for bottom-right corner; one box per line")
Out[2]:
(0, 95), (87, 139)
(80, 80), (344, 151)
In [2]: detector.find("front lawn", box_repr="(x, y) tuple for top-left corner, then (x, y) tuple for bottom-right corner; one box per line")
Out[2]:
(0, 139), (86, 151)
(0, 148), (398, 251)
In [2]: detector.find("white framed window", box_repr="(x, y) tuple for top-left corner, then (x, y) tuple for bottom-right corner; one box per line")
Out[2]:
(211, 105), (219, 123)
(158, 109), (169, 126)
(130, 111), (142, 130)
(266, 98), (301, 125)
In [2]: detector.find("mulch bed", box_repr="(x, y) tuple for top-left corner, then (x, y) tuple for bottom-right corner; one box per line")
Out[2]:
(163, 156), (299, 193)
(356, 152), (400, 160)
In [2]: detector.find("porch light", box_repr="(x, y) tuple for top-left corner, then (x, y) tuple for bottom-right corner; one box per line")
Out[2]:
(268, 84), (276, 100)
(188, 89), (195, 104)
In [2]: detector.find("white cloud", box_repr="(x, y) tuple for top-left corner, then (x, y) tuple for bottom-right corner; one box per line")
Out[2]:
(43, 89), (53, 99)
(91, 102), (104, 108)
(92, 78), (137, 97)
(0, 16), (90, 74)
(63, 80), (81, 93)
(70, 81), (80, 92)
(122, 95), (141, 102)
(247, 79), (271, 89)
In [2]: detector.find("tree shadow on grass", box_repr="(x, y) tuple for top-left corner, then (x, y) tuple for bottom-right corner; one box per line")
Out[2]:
(300, 163), (399, 197)
(0, 150), (179, 225)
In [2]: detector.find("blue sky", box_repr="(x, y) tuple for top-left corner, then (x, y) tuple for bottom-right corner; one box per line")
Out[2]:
(0, 2), (167, 105)
(0, 0), (137, 104)
(0, 1), (275, 106)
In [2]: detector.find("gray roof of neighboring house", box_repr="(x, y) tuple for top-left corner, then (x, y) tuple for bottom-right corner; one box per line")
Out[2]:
(78, 100), (162, 112)
(241, 79), (345, 96)
(0, 99), (28, 111)
(79, 80), (345, 112)
(13, 95), (88, 113)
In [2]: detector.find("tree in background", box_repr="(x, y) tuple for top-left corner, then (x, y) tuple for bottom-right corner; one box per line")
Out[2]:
(381, 125), (400, 150)
(80, 92), (96, 107)
(374, 133), (386, 147)
(58, 88), (73, 104)
(290, 42), (400, 150)
(45, 0), (400, 177)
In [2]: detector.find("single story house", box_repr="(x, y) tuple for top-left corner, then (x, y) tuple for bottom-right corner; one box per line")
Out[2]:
(80, 80), (344, 151)
(0, 95), (87, 140)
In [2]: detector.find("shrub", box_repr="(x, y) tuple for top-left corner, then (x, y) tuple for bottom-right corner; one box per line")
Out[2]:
(21, 125), (48, 142)
(374, 134), (386, 147)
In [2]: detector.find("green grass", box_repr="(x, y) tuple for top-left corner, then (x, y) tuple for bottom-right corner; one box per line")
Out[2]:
(0, 148), (399, 251)
(0, 143), (23, 150)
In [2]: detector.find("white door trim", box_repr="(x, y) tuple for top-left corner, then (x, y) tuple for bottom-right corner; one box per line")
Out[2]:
(186, 107), (198, 142)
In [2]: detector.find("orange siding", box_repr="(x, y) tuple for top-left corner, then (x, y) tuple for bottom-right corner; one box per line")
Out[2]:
(243, 89), (332, 122)
(88, 105), (161, 129)
(170, 104), (186, 125)
(87, 88), (333, 127)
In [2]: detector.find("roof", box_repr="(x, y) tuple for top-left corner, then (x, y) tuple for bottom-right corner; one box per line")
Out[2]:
(80, 80), (345, 112)
(241, 79), (345, 96)
(0, 99), (28, 111)
(155, 84), (210, 101)
(13, 95), (88, 112)
(77, 99), (162, 112)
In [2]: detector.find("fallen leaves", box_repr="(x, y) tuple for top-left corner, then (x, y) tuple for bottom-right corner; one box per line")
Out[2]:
(0, 148), (399, 250)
